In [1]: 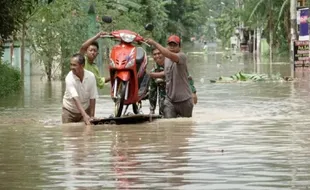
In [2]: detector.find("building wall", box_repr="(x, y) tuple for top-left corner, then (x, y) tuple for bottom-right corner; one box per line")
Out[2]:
(1, 42), (61, 78)
(1, 42), (31, 76)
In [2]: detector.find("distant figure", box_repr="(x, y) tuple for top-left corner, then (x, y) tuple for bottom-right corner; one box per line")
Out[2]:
(203, 41), (208, 51)
(230, 35), (238, 54)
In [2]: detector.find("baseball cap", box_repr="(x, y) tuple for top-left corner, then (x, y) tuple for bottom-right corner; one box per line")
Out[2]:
(167, 35), (180, 44)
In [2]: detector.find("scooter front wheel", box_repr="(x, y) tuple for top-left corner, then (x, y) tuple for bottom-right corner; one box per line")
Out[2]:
(114, 81), (127, 117)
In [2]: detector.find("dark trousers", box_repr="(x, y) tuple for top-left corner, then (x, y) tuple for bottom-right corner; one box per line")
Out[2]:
(62, 107), (90, 123)
(163, 98), (193, 118)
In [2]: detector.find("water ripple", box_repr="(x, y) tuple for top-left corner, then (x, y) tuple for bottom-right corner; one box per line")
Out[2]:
(2, 57), (310, 189)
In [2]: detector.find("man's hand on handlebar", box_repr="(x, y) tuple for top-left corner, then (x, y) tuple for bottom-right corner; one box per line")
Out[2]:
(145, 38), (155, 46)
(97, 31), (108, 38)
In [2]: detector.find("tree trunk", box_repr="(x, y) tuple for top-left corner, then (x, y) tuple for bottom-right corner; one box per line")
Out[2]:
(48, 62), (52, 81)
(253, 28), (256, 63)
(290, 0), (297, 77)
(256, 27), (262, 63)
(60, 48), (66, 80)
(269, 0), (273, 64)
(20, 23), (25, 76)
(284, 10), (291, 47)
(45, 58), (53, 81)
(60, 41), (70, 80)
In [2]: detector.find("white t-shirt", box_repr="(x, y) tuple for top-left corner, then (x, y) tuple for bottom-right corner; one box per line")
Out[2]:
(230, 36), (237, 45)
(62, 69), (97, 113)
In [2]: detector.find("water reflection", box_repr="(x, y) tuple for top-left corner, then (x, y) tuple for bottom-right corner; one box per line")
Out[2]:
(33, 120), (195, 189)
(108, 120), (195, 189)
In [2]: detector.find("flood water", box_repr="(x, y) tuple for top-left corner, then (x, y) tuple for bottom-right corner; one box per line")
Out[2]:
(1, 49), (310, 189)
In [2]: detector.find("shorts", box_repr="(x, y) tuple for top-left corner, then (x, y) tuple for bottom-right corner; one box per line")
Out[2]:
(163, 98), (193, 118)
(62, 107), (90, 123)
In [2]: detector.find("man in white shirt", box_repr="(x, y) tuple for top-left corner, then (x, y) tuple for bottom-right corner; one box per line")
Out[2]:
(62, 53), (97, 125)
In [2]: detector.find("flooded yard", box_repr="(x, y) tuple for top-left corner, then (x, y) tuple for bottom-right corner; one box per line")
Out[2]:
(1, 52), (310, 189)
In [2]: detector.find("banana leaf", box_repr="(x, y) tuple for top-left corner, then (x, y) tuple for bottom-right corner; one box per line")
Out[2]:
(210, 71), (293, 83)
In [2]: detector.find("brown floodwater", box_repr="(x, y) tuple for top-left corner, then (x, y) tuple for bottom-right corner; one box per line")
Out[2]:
(1, 50), (310, 189)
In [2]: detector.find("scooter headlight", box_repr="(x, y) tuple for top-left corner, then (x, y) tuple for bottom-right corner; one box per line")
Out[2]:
(120, 33), (136, 43)
(125, 59), (135, 68)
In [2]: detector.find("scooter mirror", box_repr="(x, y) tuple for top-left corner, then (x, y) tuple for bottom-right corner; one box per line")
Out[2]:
(144, 23), (154, 31)
(102, 16), (112, 23)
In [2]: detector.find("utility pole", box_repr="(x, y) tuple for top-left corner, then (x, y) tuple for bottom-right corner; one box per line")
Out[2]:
(290, 0), (297, 78)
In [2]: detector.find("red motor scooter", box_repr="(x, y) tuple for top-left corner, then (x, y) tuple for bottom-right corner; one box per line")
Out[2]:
(101, 16), (153, 117)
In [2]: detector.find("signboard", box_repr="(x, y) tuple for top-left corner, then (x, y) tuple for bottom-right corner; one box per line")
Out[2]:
(294, 40), (310, 68)
(298, 8), (309, 41)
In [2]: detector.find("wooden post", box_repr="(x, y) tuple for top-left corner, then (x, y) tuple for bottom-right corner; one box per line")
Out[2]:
(290, 0), (297, 77)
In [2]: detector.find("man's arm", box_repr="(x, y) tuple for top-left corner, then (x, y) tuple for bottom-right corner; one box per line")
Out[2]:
(73, 97), (91, 125)
(79, 31), (106, 54)
(89, 99), (96, 117)
(149, 71), (165, 78)
(105, 77), (111, 83)
(146, 39), (180, 63)
(89, 75), (98, 118)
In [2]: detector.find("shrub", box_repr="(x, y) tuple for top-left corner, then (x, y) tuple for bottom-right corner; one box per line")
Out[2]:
(0, 61), (22, 97)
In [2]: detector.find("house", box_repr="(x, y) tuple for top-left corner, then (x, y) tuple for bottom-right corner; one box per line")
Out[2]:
(1, 40), (31, 76)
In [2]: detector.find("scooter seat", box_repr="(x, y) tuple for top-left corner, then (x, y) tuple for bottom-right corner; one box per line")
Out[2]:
(136, 47), (145, 67)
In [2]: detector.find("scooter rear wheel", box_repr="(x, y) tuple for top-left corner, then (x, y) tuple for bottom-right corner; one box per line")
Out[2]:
(114, 81), (126, 117)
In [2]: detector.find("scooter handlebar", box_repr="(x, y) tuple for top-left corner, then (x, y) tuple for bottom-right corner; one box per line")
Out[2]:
(100, 34), (113, 38)
(141, 40), (150, 47)
(100, 31), (150, 47)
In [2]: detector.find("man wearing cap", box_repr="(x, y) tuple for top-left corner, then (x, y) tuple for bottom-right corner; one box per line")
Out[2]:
(146, 35), (193, 118)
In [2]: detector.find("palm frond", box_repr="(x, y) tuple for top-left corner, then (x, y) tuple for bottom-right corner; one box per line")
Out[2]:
(275, 0), (289, 29)
(248, 0), (266, 21)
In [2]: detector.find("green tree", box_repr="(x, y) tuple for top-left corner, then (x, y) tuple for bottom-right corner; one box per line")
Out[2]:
(27, 0), (89, 80)
(140, 0), (170, 43)
(0, 0), (36, 55)
(213, 0), (291, 55)
(23, 0), (218, 80)
(164, 0), (208, 40)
